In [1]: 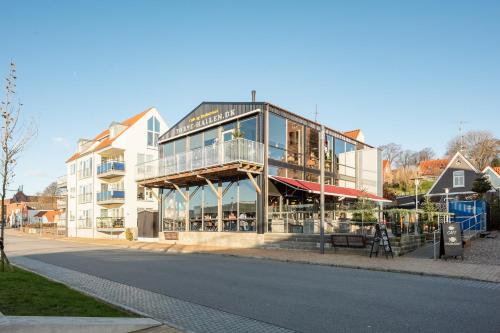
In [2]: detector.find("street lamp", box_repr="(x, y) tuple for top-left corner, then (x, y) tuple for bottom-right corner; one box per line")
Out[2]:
(444, 188), (449, 221)
(411, 177), (422, 236)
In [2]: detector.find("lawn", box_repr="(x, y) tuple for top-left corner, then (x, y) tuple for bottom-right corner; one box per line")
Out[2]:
(0, 266), (135, 317)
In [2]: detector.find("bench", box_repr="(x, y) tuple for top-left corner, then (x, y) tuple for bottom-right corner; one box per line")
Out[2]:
(331, 234), (367, 249)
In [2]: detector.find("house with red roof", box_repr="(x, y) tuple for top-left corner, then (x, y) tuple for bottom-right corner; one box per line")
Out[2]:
(418, 158), (449, 179)
(64, 107), (167, 240)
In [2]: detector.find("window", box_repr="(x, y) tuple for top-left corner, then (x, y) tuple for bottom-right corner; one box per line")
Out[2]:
(189, 186), (203, 231)
(203, 185), (218, 232)
(162, 190), (186, 231)
(222, 181), (238, 231)
(287, 120), (303, 165)
(238, 179), (256, 232)
(69, 163), (76, 175)
(268, 113), (286, 161)
(147, 116), (160, 147)
(305, 127), (319, 169)
(239, 117), (257, 141)
(78, 158), (92, 179)
(453, 170), (465, 187)
(78, 184), (92, 204)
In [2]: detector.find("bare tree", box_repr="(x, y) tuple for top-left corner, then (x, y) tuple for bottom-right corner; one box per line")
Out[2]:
(379, 143), (402, 167)
(40, 181), (58, 196)
(396, 149), (418, 169)
(0, 62), (37, 271)
(446, 130), (499, 170)
(417, 147), (435, 162)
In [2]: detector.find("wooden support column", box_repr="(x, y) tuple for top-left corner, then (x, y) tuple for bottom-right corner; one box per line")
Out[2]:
(246, 172), (261, 194)
(218, 183), (223, 232)
(197, 176), (221, 199)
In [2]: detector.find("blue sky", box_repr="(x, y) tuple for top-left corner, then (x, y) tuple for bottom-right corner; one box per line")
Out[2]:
(1, 0), (499, 194)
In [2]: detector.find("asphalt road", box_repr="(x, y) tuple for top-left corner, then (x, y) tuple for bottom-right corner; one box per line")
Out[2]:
(6, 234), (500, 333)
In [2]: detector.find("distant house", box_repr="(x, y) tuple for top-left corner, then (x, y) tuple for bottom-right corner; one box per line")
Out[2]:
(343, 129), (365, 143)
(382, 159), (392, 183)
(482, 166), (500, 190)
(418, 158), (449, 179)
(426, 151), (480, 201)
(3, 190), (57, 227)
(32, 210), (60, 224)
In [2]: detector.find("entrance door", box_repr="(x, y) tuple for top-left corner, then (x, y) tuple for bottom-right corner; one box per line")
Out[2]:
(137, 210), (159, 238)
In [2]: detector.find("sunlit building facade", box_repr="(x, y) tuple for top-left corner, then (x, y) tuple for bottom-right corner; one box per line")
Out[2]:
(136, 101), (387, 246)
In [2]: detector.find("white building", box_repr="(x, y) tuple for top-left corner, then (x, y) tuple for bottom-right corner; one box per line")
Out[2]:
(65, 107), (167, 240)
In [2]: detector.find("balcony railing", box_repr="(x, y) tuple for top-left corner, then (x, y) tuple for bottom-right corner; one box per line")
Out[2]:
(96, 190), (125, 204)
(56, 175), (67, 187)
(97, 161), (125, 178)
(96, 217), (125, 229)
(136, 138), (264, 181)
(77, 218), (92, 229)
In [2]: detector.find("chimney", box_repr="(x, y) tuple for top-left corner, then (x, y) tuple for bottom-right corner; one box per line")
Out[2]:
(251, 90), (256, 102)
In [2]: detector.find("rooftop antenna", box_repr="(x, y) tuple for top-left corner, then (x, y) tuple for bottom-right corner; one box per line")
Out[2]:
(458, 120), (468, 152)
(314, 104), (319, 122)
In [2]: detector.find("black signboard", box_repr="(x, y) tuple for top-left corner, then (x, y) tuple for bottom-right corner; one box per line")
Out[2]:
(159, 103), (263, 142)
(370, 224), (394, 259)
(439, 223), (464, 260)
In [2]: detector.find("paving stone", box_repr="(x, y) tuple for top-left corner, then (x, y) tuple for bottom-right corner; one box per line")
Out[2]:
(11, 256), (295, 333)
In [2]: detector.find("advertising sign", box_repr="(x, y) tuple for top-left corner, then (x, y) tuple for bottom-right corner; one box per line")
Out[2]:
(439, 223), (464, 259)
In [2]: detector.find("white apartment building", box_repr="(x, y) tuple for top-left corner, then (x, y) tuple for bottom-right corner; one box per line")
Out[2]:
(66, 107), (167, 240)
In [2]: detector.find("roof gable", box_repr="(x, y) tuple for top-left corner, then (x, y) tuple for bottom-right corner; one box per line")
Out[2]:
(66, 108), (153, 162)
(426, 151), (479, 196)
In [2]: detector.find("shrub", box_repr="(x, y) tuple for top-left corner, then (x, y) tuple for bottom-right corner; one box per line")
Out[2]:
(125, 228), (134, 241)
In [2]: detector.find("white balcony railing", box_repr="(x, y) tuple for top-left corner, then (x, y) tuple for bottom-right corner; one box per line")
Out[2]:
(136, 138), (264, 181)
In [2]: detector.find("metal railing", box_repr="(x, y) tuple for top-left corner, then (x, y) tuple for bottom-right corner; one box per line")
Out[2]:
(96, 190), (125, 202)
(77, 218), (92, 229)
(136, 138), (265, 181)
(96, 217), (125, 229)
(97, 161), (125, 175)
(432, 213), (486, 260)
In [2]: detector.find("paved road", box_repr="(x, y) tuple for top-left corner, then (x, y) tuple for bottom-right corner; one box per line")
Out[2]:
(6, 234), (500, 333)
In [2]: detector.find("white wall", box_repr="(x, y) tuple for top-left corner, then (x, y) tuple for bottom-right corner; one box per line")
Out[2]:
(356, 147), (383, 196)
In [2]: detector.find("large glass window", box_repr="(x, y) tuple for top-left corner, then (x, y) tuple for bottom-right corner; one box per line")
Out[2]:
(162, 190), (186, 231)
(175, 138), (187, 171)
(239, 117), (257, 141)
(326, 135), (334, 172)
(203, 185), (218, 231)
(189, 186), (202, 231)
(287, 168), (303, 180)
(147, 116), (160, 147)
(287, 120), (303, 165)
(204, 128), (218, 146)
(238, 179), (256, 231)
(268, 113), (286, 162)
(223, 122), (236, 142)
(190, 133), (203, 169)
(222, 181), (238, 231)
(305, 127), (319, 169)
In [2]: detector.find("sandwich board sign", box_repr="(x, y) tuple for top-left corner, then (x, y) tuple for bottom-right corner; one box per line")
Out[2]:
(370, 224), (393, 259)
(439, 223), (464, 260)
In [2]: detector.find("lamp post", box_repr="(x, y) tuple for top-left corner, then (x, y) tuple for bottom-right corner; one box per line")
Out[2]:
(319, 125), (326, 254)
(412, 177), (422, 236)
(444, 188), (449, 222)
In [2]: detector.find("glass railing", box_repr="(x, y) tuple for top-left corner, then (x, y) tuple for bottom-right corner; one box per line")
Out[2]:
(96, 190), (125, 202)
(96, 217), (125, 229)
(136, 138), (264, 181)
(97, 161), (125, 175)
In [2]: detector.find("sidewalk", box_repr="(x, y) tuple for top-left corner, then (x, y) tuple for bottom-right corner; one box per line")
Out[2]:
(9, 230), (500, 283)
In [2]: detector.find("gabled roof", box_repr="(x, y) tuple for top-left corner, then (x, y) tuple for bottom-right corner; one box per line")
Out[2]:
(66, 108), (153, 163)
(426, 151), (479, 195)
(343, 129), (361, 140)
(482, 166), (500, 177)
(34, 210), (59, 222)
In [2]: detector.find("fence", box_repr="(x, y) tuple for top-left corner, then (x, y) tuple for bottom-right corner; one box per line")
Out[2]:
(136, 138), (265, 181)
(267, 205), (452, 236)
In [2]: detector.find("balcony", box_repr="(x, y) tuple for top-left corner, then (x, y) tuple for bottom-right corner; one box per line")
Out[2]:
(96, 217), (125, 231)
(136, 138), (264, 188)
(97, 161), (125, 179)
(96, 190), (125, 205)
(56, 175), (67, 188)
(56, 198), (67, 209)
